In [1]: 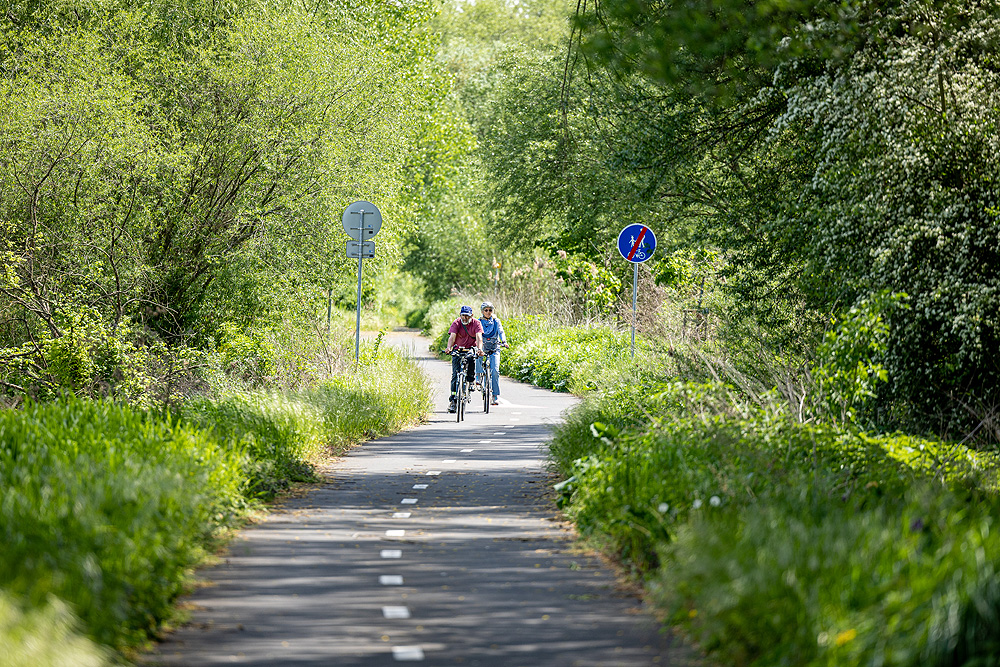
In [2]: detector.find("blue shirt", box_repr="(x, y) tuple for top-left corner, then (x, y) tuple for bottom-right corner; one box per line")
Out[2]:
(478, 316), (506, 350)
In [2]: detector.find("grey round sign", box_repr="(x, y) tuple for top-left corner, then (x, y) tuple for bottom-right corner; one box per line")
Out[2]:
(342, 201), (382, 241)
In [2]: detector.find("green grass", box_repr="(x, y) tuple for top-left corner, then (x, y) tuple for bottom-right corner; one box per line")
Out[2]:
(0, 591), (110, 667)
(0, 398), (244, 650)
(0, 343), (431, 659)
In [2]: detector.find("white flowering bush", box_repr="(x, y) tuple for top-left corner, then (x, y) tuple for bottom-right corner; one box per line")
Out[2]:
(776, 3), (1000, 432)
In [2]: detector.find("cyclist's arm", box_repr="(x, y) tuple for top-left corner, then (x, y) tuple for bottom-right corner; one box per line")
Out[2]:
(496, 318), (508, 346)
(445, 331), (457, 353)
(476, 330), (484, 355)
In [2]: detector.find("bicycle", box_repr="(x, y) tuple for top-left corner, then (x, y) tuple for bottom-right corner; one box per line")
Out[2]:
(448, 348), (477, 422)
(480, 348), (497, 413)
(477, 342), (508, 413)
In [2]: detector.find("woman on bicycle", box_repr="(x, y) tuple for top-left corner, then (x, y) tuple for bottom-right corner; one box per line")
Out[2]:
(475, 301), (507, 406)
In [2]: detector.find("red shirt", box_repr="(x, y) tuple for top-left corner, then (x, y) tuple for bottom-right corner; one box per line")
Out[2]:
(449, 317), (483, 349)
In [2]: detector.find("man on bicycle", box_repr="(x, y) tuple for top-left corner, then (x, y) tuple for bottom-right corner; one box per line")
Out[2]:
(476, 301), (508, 406)
(445, 305), (483, 413)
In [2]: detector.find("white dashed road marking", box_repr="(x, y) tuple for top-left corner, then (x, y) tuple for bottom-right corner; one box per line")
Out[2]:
(426, 471), (441, 476)
(460, 449), (473, 453)
(412, 484), (428, 489)
(393, 512), (411, 518)
(401, 498), (417, 504)
(380, 550), (402, 559)
(383, 606), (411, 619)
(392, 646), (425, 661)
(386, 530), (405, 537)
(380, 575), (404, 586)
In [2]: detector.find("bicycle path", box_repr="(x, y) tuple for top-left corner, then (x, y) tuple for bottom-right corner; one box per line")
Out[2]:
(143, 330), (691, 666)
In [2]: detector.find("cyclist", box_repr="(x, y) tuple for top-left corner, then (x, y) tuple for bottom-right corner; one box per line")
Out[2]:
(475, 301), (507, 406)
(445, 305), (483, 413)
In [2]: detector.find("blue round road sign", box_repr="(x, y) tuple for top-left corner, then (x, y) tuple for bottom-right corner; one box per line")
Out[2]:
(617, 224), (656, 263)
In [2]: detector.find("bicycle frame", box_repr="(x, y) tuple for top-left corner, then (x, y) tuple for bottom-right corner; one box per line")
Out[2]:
(451, 348), (477, 422)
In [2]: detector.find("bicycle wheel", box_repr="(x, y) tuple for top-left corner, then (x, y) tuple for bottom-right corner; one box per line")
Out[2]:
(461, 359), (470, 421)
(456, 369), (464, 422)
(483, 364), (491, 413)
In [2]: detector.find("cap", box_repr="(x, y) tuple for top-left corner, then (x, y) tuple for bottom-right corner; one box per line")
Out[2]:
(481, 301), (494, 311)
(459, 305), (473, 316)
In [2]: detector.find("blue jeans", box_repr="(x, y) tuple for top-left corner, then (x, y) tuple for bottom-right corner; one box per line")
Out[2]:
(475, 351), (500, 398)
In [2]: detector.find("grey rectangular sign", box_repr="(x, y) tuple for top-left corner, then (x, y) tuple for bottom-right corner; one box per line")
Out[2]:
(347, 240), (375, 258)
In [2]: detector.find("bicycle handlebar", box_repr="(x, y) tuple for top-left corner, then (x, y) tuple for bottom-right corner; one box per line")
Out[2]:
(443, 345), (508, 356)
(445, 347), (478, 356)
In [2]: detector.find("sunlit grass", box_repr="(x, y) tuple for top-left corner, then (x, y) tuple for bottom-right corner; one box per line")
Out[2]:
(0, 342), (431, 658)
(0, 591), (110, 667)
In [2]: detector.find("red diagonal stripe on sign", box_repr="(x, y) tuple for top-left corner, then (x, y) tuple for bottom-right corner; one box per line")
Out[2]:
(627, 226), (648, 261)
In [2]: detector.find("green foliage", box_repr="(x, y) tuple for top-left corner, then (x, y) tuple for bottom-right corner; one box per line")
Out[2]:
(561, 0), (1000, 433)
(1, 0), (459, 399)
(401, 0), (575, 303)
(549, 251), (621, 316)
(655, 487), (1000, 667)
(498, 315), (675, 394)
(0, 398), (245, 650)
(546, 349), (1000, 665)
(0, 343), (431, 655)
(215, 322), (278, 386)
(0, 591), (110, 667)
(813, 291), (908, 426)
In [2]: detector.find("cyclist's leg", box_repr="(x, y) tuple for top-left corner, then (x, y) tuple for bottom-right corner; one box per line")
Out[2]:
(451, 355), (463, 394)
(449, 355), (462, 410)
(465, 354), (476, 386)
(489, 352), (500, 398)
(475, 356), (483, 385)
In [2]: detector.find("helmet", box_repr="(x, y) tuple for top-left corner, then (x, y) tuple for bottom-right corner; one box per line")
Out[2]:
(480, 301), (494, 311)
(459, 305), (473, 316)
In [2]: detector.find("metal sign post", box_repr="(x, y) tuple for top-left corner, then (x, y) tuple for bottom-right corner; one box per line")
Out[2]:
(342, 201), (383, 364)
(616, 224), (657, 358)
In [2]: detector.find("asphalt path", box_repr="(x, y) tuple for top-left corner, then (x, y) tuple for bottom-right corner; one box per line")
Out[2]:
(143, 330), (689, 666)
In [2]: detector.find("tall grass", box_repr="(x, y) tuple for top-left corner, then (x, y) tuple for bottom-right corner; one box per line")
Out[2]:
(541, 346), (1000, 666)
(0, 592), (111, 667)
(0, 342), (431, 659)
(0, 398), (245, 650)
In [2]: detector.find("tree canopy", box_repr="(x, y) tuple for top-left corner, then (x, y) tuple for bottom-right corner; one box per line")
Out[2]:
(0, 0), (453, 397)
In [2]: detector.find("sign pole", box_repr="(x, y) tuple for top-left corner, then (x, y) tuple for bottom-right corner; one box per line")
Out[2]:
(355, 253), (363, 364)
(631, 262), (638, 358)
(616, 223), (656, 362)
(353, 209), (367, 364)
(342, 200), (383, 368)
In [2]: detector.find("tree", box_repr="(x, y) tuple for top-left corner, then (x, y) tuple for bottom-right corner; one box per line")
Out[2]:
(0, 0), (456, 397)
(570, 0), (1000, 433)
